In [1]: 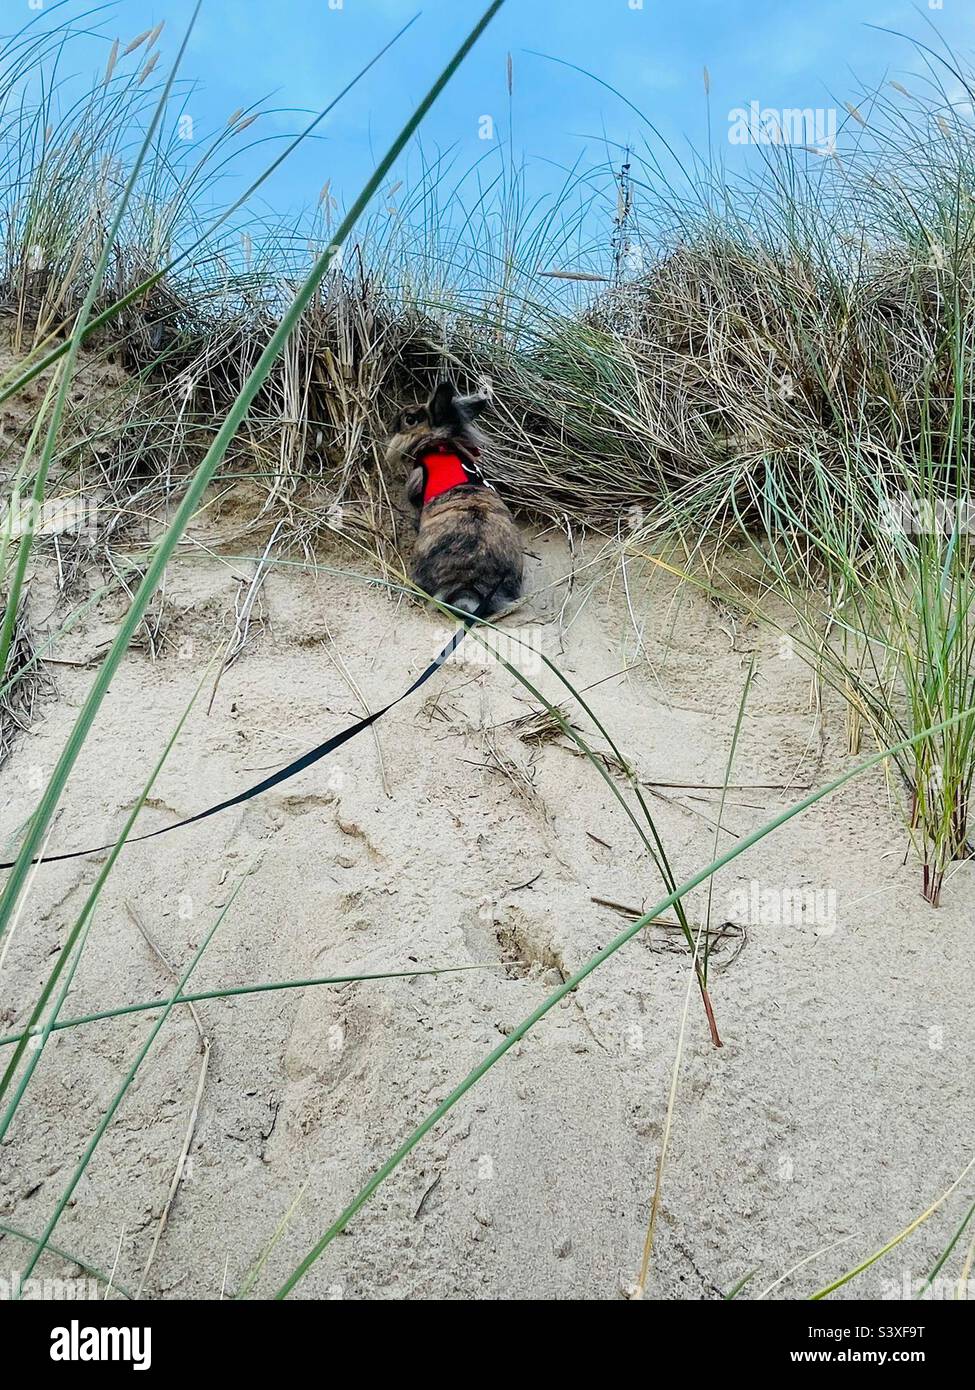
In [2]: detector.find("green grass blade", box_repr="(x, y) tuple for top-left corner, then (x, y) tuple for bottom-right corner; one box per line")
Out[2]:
(0, 962), (508, 1048)
(0, 1222), (135, 1299)
(915, 1197), (975, 1299)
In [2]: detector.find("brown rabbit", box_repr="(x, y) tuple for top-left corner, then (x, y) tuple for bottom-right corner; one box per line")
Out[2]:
(385, 379), (523, 618)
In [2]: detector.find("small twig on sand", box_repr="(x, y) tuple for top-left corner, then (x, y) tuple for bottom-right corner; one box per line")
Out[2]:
(104, 1226), (126, 1301)
(590, 897), (744, 954)
(414, 1172), (442, 1219)
(586, 830), (613, 850)
(503, 869), (542, 893)
(207, 520), (281, 715)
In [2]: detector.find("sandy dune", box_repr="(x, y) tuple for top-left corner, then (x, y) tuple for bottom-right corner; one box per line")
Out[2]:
(1, 529), (971, 1299)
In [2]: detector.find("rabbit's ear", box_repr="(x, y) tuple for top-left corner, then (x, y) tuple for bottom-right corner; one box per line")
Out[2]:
(459, 391), (490, 421)
(429, 379), (457, 426)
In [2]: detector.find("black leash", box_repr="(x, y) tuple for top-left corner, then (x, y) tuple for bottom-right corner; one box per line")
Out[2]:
(1, 603), (488, 872)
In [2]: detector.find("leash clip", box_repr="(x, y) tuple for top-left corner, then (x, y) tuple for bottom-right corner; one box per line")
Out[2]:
(465, 457), (496, 491)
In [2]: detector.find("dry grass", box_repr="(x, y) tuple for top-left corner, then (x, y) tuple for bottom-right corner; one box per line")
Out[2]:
(0, 595), (53, 764)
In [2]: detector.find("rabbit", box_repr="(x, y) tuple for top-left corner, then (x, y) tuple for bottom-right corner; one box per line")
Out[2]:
(384, 379), (523, 619)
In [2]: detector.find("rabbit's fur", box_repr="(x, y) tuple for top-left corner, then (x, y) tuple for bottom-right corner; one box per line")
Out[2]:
(385, 380), (523, 618)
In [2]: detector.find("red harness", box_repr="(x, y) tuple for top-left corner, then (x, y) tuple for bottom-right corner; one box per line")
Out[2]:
(420, 448), (481, 506)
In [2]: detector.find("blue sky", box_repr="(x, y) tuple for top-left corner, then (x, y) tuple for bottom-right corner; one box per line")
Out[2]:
(12, 1), (975, 254)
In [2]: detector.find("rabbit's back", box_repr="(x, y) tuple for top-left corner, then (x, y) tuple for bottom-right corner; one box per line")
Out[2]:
(413, 487), (523, 616)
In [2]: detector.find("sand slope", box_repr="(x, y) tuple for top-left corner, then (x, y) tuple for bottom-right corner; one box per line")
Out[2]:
(1, 530), (972, 1300)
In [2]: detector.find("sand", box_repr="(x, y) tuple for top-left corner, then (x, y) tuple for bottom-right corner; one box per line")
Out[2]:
(1, 525), (972, 1301)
